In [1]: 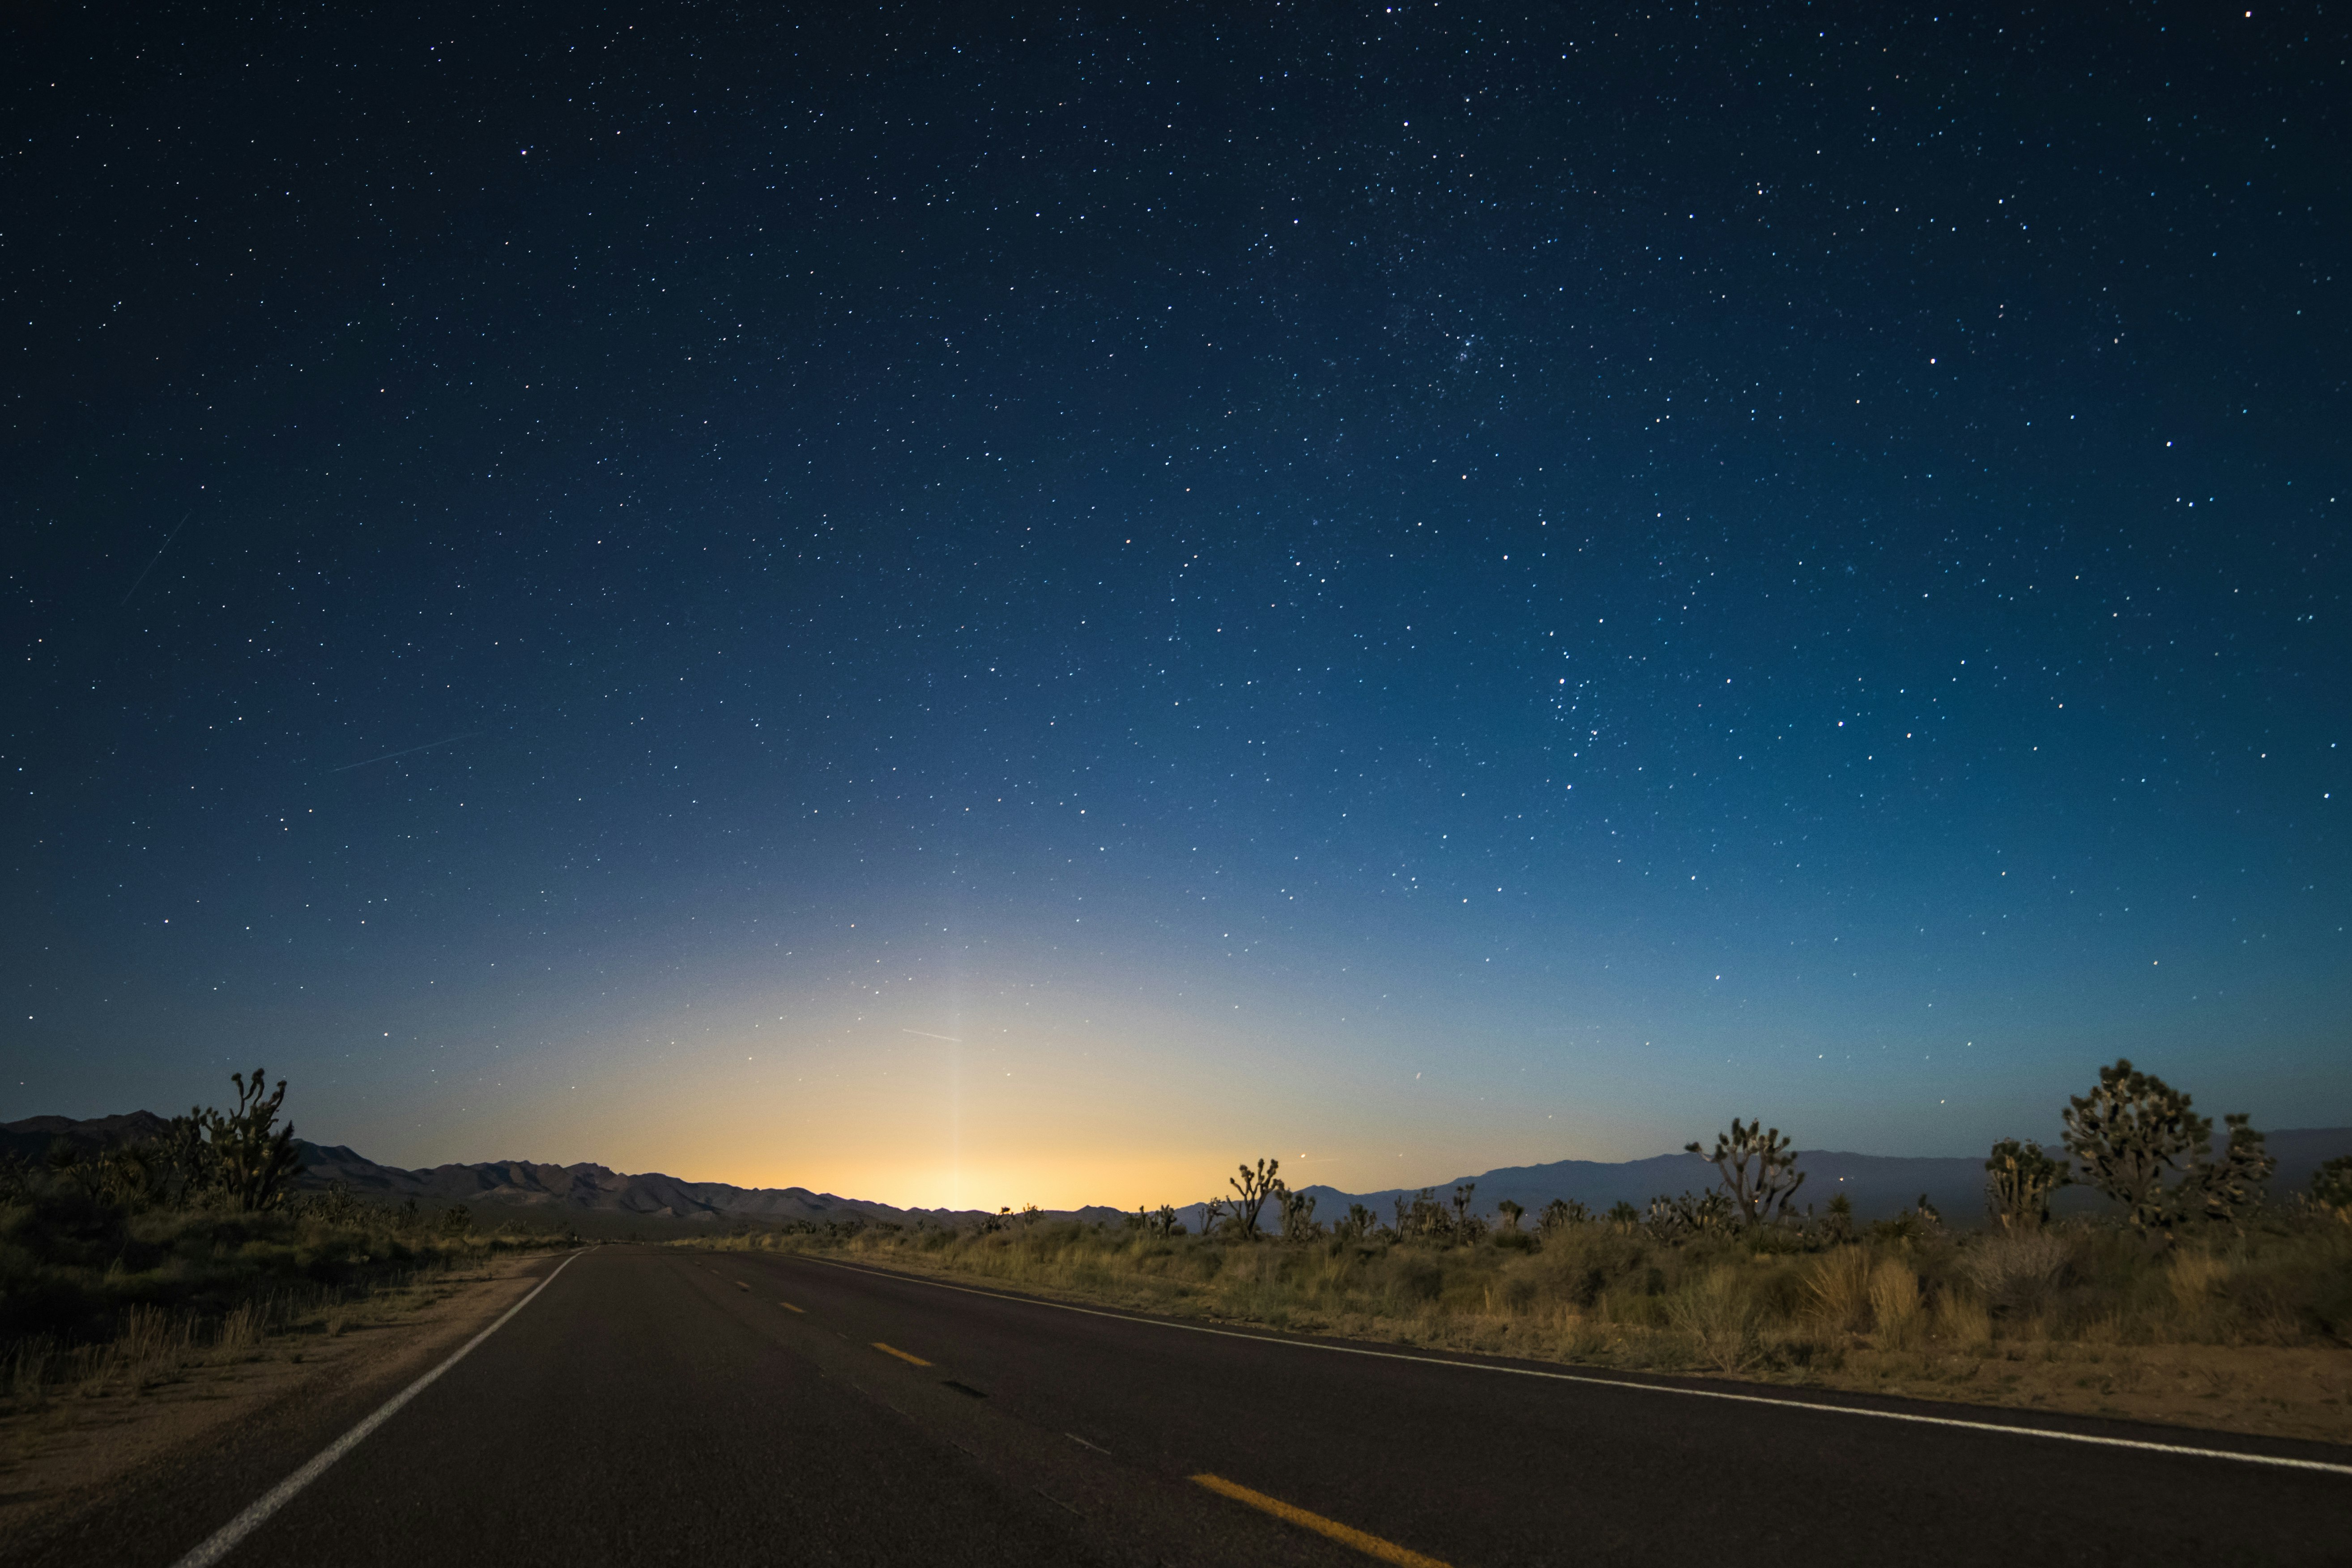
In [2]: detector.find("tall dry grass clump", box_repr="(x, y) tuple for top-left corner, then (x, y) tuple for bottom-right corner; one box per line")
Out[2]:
(1804, 1247), (1875, 1333)
(1666, 1268), (1760, 1371)
(1867, 1258), (1923, 1348)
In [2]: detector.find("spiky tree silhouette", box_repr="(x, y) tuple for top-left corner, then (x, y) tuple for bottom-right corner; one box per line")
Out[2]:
(2061, 1058), (2208, 1232)
(1227, 1158), (1279, 1239)
(1685, 1117), (1805, 1225)
(205, 1068), (303, 1212)
(1985, 1138), (2071, 1231)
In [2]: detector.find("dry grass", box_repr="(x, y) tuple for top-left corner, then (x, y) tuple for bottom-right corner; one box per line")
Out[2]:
(0, 1257), (552, 1553)
(683, 1211), (2352, 1444)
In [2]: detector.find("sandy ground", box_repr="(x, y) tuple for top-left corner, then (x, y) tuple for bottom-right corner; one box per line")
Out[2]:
(1772, 1337), (2352, 1444)
(0, 1253), (554, 1546)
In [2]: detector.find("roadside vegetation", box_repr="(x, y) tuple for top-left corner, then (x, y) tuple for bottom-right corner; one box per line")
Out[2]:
(690, 1060), (2352, 1433)
(0, 1068), (567, 1413)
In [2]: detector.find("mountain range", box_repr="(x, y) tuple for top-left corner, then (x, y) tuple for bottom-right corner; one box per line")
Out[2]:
(1290, 1126), (2352, 1229)
(7, 1111), (2347, 1228)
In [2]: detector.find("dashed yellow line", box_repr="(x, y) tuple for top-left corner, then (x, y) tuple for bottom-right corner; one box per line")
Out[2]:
(734, 1281), (750, 1291)
(873, 1342), (932, 1367)
(1190, 1474), (1452, 1568)
(778, 1301), (805, 1313)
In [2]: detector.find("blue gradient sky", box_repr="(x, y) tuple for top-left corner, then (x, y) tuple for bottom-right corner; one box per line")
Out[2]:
(7, 2), (2346, 1209)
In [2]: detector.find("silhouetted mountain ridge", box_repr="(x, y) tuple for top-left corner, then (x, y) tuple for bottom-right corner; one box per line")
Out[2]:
(1290, 1129), (2352, 1226)
(8, 1112), (2346, 1228)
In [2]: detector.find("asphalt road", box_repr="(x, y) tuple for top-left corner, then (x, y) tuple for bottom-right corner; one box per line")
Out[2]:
(23, 1245), (2352, 1567)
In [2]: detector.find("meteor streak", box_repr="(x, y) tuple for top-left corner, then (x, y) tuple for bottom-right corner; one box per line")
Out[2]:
(326, 732), (483, 774)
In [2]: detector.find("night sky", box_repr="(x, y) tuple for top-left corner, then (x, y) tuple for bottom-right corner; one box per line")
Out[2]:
(8, 3), (2347, 1210)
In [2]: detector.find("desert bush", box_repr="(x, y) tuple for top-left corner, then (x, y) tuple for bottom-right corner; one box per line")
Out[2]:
(2311, 1156), (2352, 1220)
(1805, 1246), (1875, 1332)
(1666, 1268), (1760, 1371)
(1964, 1231), (2075, 1319)
(1868, 1257), (1924, 1347)
(1933, 1289), (1994, 1351)
(716, 1200), (2352, 1381)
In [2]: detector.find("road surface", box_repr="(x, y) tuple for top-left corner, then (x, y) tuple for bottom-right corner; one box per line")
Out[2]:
(21, 1245), (2350, 1566)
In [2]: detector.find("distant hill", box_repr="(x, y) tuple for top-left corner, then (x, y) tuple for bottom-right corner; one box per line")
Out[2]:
(290, 1139), (1034, 1226)
(8, 1111), (2346, 1230)
(1290, 1128), (2352, 1226)
(0, 1112), (1122, 1227)
(0, 1110), (174, 1161)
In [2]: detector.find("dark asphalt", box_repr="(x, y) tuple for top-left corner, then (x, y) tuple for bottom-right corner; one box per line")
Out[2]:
(17, 1246), (2350, 1567)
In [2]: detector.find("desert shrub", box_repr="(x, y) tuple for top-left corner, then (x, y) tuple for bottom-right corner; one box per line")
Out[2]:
(1391, 1253), (1446, 1304)
(701, 1137), (2352, 1376)
(1666, 1268), (1760, 1371)
(1868, 1257), (1924, 1347)
(1804, 1247), (1875, 1333)
(1964, 1231), (2075, 1319)
(1933, 1289), (1994, 1350)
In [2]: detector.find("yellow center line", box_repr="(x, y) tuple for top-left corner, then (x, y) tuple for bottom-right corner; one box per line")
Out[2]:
(1190, 1474), (1452, 1568)
(778, 1301), (805, 1313)
(873, 1342), (932, 1367)
(734, 1281), (750, 1291)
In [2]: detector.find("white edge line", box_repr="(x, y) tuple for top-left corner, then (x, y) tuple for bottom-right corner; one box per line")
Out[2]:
(171, 1249), (586, 1568)
(804, 1256), (2352, 1479)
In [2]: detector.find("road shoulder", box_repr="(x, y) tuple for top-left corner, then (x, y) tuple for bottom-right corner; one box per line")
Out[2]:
(0, 1250), (562, 1566)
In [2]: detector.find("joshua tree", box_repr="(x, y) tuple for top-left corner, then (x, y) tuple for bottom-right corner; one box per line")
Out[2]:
(2188, 1113), (2274, 1228)
(1605, 1200), (1640, 1233)
(1533, 1203), (1590, 1241)
(1274, 1183), (1321, 1242)
(205, 1067), (303, 1212)
(1686, 1117), (1806, 1225)
(1536, 1197), (1589, 1239)
(1197, 1196), (1229, 1236)
(2060, 1058), (2211, 1232)
(157, 1111), (218, 1206)
(1447, 1183), (1487, 1241)
(1494, 1198), (1525, 1233)
(1646, 1189), (1733, 1243)
(1643, 1194), (1691, 1243)
(1228, 1158), (1280, 1240)
(1985, 1138), (2071, 1231)
(1394, 1188), (1447, 1240)
(1336, 1202), (1381, 1240)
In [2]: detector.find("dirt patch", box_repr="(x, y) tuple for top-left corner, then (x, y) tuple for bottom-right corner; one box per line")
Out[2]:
(0, 1253), (558, 1543)
(1786, 1338), (2352, 1444)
